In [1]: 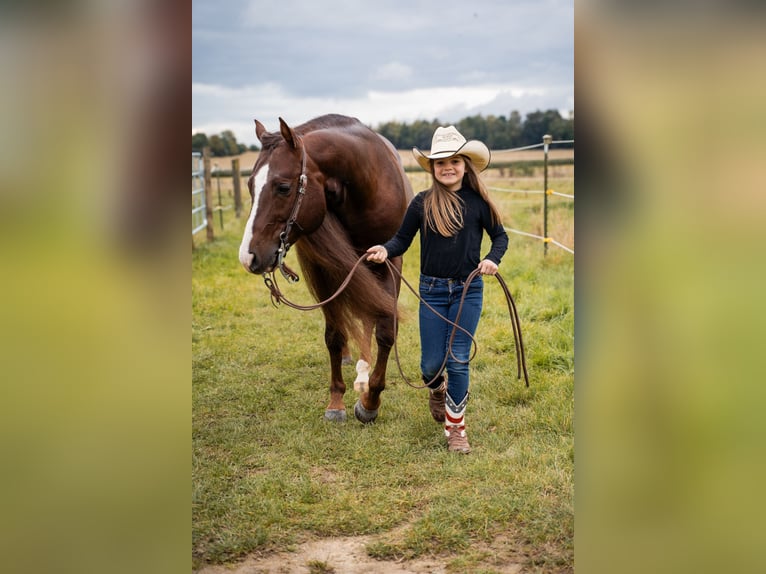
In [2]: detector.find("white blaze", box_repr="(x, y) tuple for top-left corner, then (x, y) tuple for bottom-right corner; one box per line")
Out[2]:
(238, 164), (270, 271)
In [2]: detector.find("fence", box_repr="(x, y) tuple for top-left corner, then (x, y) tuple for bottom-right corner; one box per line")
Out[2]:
(191, 152), (207, 236)
(192, 137), (573, 254)
(488, 135), (574, 256)
(193, 150), (245, 244)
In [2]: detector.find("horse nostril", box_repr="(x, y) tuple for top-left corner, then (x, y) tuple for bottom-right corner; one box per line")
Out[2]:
(248, 252), (260, 273)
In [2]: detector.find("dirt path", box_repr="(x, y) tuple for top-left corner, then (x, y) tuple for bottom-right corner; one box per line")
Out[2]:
(194, 534), (523, 573)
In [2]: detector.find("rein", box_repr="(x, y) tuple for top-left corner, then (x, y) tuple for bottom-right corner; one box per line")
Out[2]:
(262, 253), (530, 388)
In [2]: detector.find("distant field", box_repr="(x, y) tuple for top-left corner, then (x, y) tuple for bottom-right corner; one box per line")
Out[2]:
(216, 148), (574, 172)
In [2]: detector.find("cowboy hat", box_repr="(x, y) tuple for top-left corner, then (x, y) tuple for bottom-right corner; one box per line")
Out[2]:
(412, 125), (491, 172)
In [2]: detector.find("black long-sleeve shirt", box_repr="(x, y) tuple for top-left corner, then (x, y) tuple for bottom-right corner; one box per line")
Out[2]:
(383, 185), (509, 279)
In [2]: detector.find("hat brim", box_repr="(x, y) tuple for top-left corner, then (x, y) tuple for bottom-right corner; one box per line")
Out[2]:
(412, 140), (491, 173)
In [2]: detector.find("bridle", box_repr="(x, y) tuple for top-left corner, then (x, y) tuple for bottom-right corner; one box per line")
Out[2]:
(264, 137), (308, 288)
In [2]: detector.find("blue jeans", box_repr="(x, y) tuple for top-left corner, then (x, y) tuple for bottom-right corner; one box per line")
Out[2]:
(419, 274), (484, 405)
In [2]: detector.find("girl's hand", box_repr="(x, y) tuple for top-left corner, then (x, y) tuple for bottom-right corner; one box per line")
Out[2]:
(366, 245), (388, 263)
(477, 259), (498, 275)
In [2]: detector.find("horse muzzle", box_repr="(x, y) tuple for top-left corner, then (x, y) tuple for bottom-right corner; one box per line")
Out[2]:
(240, 247), (278, 275)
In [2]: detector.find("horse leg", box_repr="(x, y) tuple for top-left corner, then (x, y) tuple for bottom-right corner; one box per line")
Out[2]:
(324, 322), (347, 422)
(354, 316), (395, 424)
(354, 269), (400, 424)
(353, 319), (374, 394)
(341, 343), (353, 366)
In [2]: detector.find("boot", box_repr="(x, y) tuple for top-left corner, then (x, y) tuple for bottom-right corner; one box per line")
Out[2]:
(445, 391), (471, 453)
(424, 374), (445, 423)
(444, 424), (471, 454)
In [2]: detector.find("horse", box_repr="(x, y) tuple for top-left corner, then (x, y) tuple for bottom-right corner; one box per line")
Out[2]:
(238, 114), (413, 423)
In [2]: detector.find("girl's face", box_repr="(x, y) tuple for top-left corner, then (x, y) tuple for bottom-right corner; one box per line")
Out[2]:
(433, 156), (465, 191)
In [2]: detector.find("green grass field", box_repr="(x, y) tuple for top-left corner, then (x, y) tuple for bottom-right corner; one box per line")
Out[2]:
(192, 172), (574, 573)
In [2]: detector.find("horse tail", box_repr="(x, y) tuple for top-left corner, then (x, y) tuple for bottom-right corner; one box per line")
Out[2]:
(295, 212), (398, 348)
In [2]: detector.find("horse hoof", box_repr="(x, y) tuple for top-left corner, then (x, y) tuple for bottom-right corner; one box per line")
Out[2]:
(324, 409), (347, 422)
(354, 399), (378, 424)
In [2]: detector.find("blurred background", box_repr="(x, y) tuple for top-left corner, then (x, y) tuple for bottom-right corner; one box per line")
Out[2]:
(1, 0), (765, 572)
(0, 1), (189, 573)
(576, 1), (766, 573)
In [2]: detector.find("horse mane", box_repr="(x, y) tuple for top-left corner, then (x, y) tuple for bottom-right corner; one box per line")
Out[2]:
(295, 211), (398, 349)
(258, 131), (282, 151)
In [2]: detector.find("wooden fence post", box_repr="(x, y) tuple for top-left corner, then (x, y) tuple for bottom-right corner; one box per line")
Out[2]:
(203, 147), (215, 242)
(232, 158), (242, 218)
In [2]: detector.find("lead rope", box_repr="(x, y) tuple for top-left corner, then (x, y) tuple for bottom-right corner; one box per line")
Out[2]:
(386, 264), (529, 389)
(263, 254), (530, 388)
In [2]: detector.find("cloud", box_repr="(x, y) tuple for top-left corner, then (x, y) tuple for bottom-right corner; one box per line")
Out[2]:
(192, 81), (573, 146)
(192, 0), (574, 145)
(240, 0), (432, 32)
(370, 62), (414, 84)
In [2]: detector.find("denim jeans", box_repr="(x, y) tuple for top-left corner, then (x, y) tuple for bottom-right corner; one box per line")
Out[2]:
(419, 274), (484, 405)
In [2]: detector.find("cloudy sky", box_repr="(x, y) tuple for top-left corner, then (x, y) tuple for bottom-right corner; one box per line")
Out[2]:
(192, 0), (573, 147)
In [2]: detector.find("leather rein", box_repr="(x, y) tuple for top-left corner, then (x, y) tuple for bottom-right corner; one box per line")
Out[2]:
(263, 253), (530, 389)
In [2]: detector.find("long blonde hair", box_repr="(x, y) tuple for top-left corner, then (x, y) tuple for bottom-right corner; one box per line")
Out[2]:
(423, 156), (503, 236)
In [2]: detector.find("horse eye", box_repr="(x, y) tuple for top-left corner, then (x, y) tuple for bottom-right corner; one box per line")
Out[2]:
(275, 182), (291, 196)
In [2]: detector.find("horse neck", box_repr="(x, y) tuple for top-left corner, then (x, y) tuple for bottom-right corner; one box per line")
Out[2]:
(304, 131), (374, 186)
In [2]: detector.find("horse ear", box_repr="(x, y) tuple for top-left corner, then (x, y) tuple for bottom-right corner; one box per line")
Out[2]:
(254, 119), (268, 143)
(278, 117), (298, 149)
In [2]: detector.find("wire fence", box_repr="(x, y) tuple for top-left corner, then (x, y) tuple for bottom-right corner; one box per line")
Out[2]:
(192, 136), (574, 256)
(488, 137), (574, 256)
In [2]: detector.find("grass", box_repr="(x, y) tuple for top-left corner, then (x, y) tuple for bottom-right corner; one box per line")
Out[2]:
(192, 170), (574, 572)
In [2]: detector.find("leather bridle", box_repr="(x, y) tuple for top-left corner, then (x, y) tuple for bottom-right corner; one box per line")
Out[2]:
(264, 137), (307, 288)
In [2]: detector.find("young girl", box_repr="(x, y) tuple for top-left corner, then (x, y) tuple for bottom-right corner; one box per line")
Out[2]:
(367, 126), (508, 453)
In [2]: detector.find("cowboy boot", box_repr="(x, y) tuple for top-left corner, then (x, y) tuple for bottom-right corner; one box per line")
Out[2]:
(444, 391), (471, 453)
(423, 374), (446, 423)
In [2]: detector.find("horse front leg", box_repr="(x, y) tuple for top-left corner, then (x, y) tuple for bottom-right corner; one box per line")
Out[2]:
(354, 261), (401, 424)
(353, 319), (374, 394)
(324, 322), (347, 422)
(354, 314), (395, 424)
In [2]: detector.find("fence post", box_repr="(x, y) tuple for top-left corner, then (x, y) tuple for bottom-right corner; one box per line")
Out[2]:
(232, 158), (242, 218)
(213, 162), (224, 230)
(203, 147), (215, 242)
(542, 134), (552, 256)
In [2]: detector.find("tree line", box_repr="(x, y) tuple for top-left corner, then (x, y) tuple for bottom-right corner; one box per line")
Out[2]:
(378, 109), (573, 151)
(191, 130), (258, 157)
(192, 109), (573, 157)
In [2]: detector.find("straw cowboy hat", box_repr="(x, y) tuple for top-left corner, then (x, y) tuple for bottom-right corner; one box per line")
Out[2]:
(412, 126), (491, 172)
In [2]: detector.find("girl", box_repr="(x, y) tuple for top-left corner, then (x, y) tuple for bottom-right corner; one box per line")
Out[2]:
(367, 126), (508, 453)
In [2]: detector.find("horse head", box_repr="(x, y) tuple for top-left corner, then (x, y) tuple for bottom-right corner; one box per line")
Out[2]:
(239, 117), (327, 275)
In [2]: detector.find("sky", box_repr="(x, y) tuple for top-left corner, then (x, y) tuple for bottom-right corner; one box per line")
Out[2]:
(192, 0), (573, 147)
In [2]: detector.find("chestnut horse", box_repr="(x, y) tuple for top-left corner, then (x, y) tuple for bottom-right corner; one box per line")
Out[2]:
(238, 114), (413, 423)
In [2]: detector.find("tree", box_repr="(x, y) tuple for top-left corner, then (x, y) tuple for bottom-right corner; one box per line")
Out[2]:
(192, 130), (258, 156)
(506, 111), (523, 148)
(192, 132), (209, 153)
(207, 134), (225, 157)
(220, 130), (240, 156)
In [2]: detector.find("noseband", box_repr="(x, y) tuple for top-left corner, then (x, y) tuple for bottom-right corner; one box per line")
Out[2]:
(266, 137), (308, 287)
